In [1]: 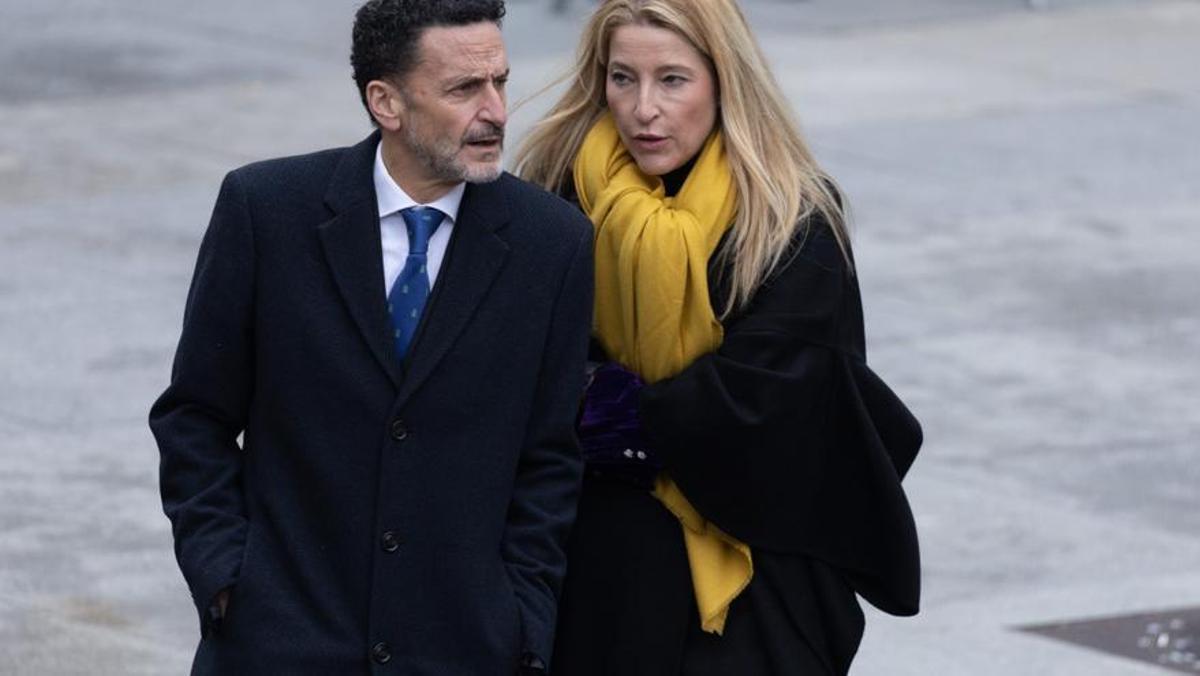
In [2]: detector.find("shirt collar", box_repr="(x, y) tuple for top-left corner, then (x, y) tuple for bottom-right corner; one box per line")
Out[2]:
(373, 141), (465, 222)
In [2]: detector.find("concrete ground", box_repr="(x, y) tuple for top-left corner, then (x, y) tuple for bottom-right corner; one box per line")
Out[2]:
(1, 0), (1197, 673)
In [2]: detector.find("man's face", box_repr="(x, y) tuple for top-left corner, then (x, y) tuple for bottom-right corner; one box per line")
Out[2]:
(395, 22), (509, 185)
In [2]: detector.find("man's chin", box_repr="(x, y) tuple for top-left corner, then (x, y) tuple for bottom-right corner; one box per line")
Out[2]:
(462, 161), (503, 184)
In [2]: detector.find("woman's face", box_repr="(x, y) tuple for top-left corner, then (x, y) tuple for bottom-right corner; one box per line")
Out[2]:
(605, 23), (718, 176)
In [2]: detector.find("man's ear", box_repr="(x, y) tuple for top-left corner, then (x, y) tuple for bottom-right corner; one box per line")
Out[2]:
(365, 79), (405, 132)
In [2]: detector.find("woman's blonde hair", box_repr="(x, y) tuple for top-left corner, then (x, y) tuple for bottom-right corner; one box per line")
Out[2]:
(513, 0), (850, 317)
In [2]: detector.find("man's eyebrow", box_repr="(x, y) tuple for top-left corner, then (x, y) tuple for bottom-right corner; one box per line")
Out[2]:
(444, 68), (511, 90)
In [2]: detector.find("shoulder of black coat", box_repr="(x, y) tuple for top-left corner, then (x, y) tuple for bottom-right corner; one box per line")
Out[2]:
(230, 145), (348, 196)
(497, 172), (592, 245)
(771, 210), (849, 285)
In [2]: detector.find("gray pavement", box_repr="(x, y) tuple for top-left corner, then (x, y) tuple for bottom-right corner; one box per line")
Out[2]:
(1, 0), (1198, 673)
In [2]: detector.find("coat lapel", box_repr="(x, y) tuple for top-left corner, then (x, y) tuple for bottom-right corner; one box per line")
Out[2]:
(395, 178), (512, 408)
(317, 131), (403, 388)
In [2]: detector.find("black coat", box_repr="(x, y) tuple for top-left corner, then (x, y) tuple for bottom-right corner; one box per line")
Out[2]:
(553, 218), (921, 675)
(150, 132), (594, 674)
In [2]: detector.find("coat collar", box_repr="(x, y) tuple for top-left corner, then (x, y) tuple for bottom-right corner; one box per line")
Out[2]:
(317, 131), (512, 400)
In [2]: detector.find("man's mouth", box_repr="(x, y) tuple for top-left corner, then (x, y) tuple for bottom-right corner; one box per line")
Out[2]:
(464, 125), (505, 150)
(465, 137), (503, 148)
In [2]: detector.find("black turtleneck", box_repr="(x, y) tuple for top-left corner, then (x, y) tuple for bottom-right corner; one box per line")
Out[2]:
(659, 155), (699, 197)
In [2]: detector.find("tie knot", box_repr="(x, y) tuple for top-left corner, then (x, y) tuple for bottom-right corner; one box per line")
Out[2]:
(401, 206), (443, 255)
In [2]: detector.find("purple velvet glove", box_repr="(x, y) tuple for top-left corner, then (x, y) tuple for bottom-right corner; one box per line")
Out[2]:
(577, 363), (662, 486)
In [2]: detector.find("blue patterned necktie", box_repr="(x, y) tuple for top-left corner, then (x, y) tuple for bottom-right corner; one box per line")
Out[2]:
(388, 206), (443, 361)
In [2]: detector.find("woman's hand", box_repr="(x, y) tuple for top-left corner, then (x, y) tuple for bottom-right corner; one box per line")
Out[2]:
(577, 363), (662, 484)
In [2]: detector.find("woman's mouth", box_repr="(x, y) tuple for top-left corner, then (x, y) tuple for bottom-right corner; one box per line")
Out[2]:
(632, 134), (668, 151)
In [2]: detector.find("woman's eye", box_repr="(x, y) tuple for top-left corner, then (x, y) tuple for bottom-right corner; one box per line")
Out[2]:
(663, 74), (686, 87)
(610, 72), (632, 86)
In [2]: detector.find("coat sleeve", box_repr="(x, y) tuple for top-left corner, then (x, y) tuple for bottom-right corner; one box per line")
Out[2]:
(149, 170), (255, 636)
(639, 225), (923, 616)
(502, 215), (593, 668)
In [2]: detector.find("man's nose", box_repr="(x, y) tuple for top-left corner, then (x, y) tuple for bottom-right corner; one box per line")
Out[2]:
(478, 82), (507, 128)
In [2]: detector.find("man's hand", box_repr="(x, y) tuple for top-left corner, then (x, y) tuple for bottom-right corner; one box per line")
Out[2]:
(215, 588), (231, 617)
(203, 587), (233, 638)
(518, 653), (546, 675)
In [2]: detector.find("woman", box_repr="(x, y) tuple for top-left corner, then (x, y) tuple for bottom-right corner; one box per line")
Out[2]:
(515, 1), (922, 673)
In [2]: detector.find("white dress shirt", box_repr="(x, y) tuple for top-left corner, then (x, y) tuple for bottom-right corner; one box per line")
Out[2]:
(373, 142), (464, 295)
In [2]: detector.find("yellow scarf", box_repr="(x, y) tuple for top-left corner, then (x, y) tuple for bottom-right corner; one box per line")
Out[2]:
(574, 114), (752, 634)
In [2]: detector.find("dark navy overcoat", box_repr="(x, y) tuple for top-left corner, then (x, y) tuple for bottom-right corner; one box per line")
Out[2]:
(150, 132), (593, 674)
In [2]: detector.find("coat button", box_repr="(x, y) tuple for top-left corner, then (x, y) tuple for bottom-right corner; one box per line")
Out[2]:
(390, 418), (408, 441)
(371, 641), (392, 664)
(381, 530), (401, 553)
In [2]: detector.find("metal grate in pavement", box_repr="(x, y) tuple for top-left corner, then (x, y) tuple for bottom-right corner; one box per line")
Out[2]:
(1021, 607), (1200, 673)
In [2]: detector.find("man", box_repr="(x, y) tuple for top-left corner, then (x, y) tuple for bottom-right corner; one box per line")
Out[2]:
(149, 1), (592, 673)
